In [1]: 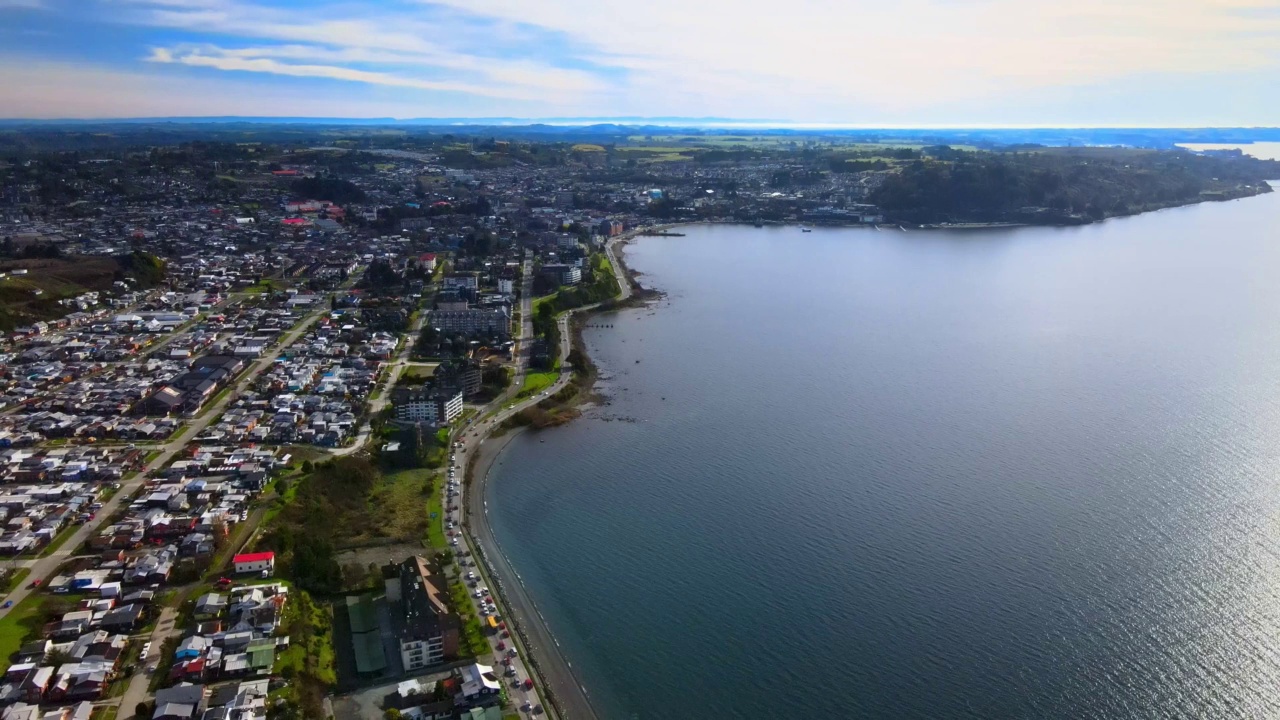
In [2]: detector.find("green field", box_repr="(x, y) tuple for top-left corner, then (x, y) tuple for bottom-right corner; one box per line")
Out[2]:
(368, 468), (436, 546)
(449, 582), (490, 658)
(0, 595), (49, 672)
(531, 292), (558, 315)
(517, 371), (558, 399)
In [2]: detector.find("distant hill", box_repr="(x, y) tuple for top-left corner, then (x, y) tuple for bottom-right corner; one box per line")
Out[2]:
(0, 251), (165, 332)
(871, 146), (1280, 225)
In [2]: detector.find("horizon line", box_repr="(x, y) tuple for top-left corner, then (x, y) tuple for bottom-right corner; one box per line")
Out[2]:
(0, 116), (1278, 131)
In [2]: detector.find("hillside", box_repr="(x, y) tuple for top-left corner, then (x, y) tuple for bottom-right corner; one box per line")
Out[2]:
(0, 252), (165, 331)
(870, 147), (1280, 225)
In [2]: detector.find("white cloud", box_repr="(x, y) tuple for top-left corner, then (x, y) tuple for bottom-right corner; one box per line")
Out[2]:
(0, 0), (45, 8)
(0, 57), (439, 117)
(40, 0), (1280, 121)
(117, 0), (609, 100)
(413, 0), (1280, 117)
(145, 46), (577, 101)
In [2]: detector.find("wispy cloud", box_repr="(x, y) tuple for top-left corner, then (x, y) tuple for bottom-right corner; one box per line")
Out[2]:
(144, 46), (594, 101)
(0, 0), (46, 9)
(2, 0), (1279, 121)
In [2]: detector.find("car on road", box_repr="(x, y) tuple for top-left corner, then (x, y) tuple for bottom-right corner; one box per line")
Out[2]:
(2, 601), (11, 609)
(507, 647), (518, 657)
(29, 579), (41, 588)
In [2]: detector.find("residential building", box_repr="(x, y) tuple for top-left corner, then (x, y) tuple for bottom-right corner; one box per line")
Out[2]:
(384, 556), (459, 671)
(541, 264), (581, 286)
(427, 308), (511, 336)
(391, 387), (463, 425)
(232, 551), (275, 576)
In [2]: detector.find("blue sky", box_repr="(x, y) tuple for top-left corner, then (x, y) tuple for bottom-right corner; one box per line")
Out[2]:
(1, 0), (1278, 124)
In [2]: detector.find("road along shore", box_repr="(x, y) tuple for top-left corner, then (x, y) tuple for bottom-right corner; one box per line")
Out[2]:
(458, 229), (659, 720)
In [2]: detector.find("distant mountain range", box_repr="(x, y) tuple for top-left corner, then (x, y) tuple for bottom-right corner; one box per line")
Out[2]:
(0, 117), (1278, 151)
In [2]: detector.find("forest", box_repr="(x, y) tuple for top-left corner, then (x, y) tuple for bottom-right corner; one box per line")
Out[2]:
(870, 148), (1280, 224)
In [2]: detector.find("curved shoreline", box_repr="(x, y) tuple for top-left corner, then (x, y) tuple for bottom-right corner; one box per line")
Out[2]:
(459, 231), (644, 719)
(465, 425), (604, 720)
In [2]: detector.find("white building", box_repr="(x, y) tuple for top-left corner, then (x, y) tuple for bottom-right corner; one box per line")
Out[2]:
(233, 552), (275, 575)
(393, 388), (464, 425)
(428, 308), (511, 336)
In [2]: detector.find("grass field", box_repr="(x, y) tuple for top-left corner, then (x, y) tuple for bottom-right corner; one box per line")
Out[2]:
(366, 468), (436, 546)
(426, 470), (447, 551)
(1, 568), (30, 594)
(449, 582), (490, 658)
(517, 371), (558, 399)
(532, 292), (558, 315)
(401, 363), (438, 382)
(0, 595), (49, 672)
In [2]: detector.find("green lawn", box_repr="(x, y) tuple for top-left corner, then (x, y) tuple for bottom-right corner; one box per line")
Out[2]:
(517, 371), (558, 399)
(449, 582), (490, 658)
(1, 568), (30, 594)
(0, 595), (49, 673)
(531, 292), (558, 315)
(426, 471), (447, 551)
(373, 468), (436, 545)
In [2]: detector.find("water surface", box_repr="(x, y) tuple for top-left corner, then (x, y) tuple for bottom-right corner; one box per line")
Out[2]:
(487, 190), (1280, 719)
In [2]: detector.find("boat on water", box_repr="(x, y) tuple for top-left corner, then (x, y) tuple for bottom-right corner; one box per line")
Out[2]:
(801, 227), (812, 233)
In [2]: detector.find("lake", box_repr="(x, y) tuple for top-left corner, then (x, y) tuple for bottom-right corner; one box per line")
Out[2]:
(486, 188), (1280, 719)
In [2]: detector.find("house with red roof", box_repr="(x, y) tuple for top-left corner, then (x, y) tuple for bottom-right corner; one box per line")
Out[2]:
(233, 551), (275, 576)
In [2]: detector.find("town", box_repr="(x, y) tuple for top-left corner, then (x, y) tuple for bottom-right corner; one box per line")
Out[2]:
(0, 129), (1278, 720)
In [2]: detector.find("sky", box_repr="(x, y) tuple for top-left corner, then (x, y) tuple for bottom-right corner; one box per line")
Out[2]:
(0, 0), (1278, 125)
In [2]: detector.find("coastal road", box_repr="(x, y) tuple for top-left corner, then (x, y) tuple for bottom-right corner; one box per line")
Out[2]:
(446, 232), (645, 719)
(0, 293), (340, 617)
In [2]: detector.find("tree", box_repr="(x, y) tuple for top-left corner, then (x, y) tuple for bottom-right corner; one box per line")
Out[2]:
(384, 710), (403, 720)
(45, 648), (73, 667)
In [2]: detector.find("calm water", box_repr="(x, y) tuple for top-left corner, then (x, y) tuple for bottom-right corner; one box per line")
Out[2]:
(486, 189), (1280, 719)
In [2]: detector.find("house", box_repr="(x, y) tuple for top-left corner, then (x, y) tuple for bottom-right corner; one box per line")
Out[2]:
(232, 552), (274, 576)
(100, 604), (145, 633)
(20, 666), (52, 703)
(174, 636), (210, 661)
(194, 593), (226, 620)
(154, 682), (208, 716)
(454, 663), (501, 707)
(152, 702), (197, 720)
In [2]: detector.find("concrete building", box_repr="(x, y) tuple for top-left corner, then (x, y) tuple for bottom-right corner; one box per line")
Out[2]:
(391, 387), (464, 425)
(542, 264), (581, 286)
(384, 556), (460, 671)
(427, 308), (511, 336)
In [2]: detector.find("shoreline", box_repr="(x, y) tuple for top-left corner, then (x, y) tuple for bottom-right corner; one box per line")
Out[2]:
(460, 201), (1280, 719)
(458, 229), (650, 720)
